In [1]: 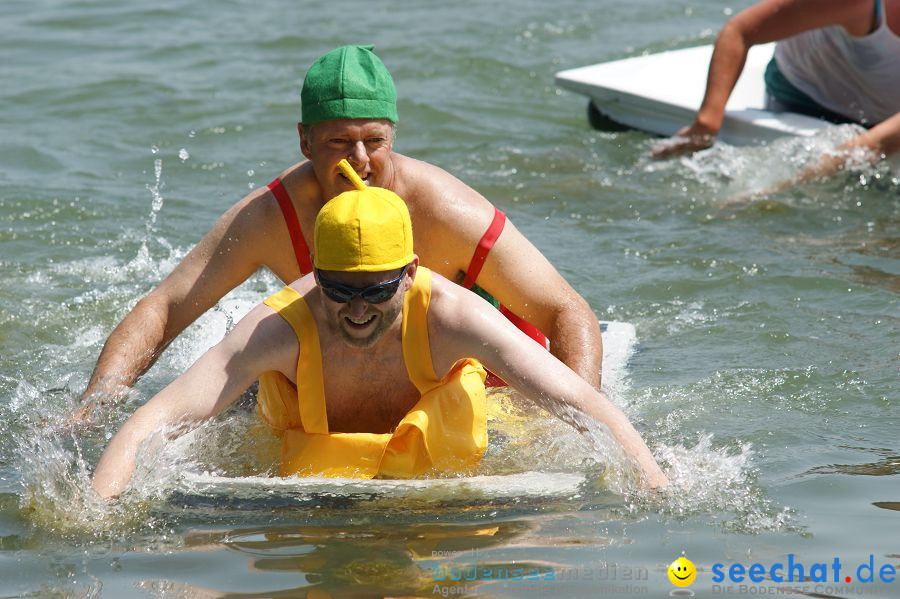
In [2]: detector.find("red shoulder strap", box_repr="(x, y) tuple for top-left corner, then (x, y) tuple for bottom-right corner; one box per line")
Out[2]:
(462, 207), (506, 289)
(268, 178), (313, 275)
(462, 207), (548, 350)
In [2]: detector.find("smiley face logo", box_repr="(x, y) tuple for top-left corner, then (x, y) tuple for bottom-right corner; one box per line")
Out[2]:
(668, 557), (696, 587)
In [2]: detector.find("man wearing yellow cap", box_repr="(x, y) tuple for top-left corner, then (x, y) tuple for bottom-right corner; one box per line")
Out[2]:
(91, 186), (667, 499)
(76, 45), (604, 419)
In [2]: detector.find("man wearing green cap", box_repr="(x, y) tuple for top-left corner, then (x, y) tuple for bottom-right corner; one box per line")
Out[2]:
(91, 186), (667, 499)
(76, 45), (604, 419)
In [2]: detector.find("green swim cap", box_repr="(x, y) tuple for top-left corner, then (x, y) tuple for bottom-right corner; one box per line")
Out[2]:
(301, 45), (398, 125)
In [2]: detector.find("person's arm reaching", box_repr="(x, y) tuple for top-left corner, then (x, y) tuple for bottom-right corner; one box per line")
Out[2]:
(722, 111), (900, 205)
(76, 186), (289, 419)
(476, 217), (603, 389)
(404, 159), (603, 388)
(651, 0), (863, 158)
(814, 110), (900, 176)
(92, 302), (296, 499)
(430, 276), (667, 490)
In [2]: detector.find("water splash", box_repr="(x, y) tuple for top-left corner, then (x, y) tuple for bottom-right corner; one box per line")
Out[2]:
(8, 376), (231, 539)
(2, 232), (279, 538)
(480, 391), (611, 477)
(641, 124), (900, 206)
(2, 193), (775, 534)
(673, 125), (865, 191)
(135, 151), (166, 267)
(8, 384), (632, 528)
(10, 378), (146, 537)
(6, 334), (788, 537)
(652, 434), (794, 533)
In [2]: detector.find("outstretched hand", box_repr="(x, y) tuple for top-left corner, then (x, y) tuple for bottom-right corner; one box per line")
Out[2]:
(719, 140), (883, 209)
(651, 123), (717, 159)
(66, 384), (130, 429)
(67, 401), (97, 428)
(641, 462), (670, 491)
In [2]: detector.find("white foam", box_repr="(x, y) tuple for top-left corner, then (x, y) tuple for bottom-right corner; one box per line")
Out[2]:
(600, 320), (636, 393)
(179, 470), (586, 501)
(662, 123), (898, 200)
(651, 434), (794, 533)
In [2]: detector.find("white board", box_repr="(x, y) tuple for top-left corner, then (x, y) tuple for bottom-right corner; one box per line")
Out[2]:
(555, 43), (831, 145)
(176, 320), (635, 502)
(179, 471), (588, 503)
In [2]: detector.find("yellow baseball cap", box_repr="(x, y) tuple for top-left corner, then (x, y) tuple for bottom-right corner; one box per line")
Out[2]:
(313, 187), (414, 272)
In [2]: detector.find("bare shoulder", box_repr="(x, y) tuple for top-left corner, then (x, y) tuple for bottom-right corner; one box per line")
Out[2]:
(285, 272), (319, 296)
(426, 272), (497, 332)
(222, 296), (300, 379)
(392, 153), (493, 219)
(221, 179), (280, 226)
(425, 271), (541, 379)
(154, 180), (286, 298)
(212, 164), (311, 238)
(225, 274), (316, 350)
(427, 271), (465, 309)
(425, 273), (479, 362)
(276, 160), (321, 199)
(390, 154), (496, 277)
(219, 161), (320, 282)
(224, 301), (285, 349)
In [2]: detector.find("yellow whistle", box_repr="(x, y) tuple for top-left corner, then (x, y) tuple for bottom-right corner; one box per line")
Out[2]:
(337, 159), (367, 191)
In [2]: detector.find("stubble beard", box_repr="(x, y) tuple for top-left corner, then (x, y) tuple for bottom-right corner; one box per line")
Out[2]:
(337, 298), (403, 349)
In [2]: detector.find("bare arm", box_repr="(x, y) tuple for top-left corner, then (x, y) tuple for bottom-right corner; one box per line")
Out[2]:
(477, 218), (603, 388)
(722, 112), (900, 205)
(92, 302), (297, 499)
(652, 0), (866, 158)
(827, 111), (900, 167)
(403, 158), (602, 388)
(866, 112), (900, 157)
(77, 185), (292, 413)
(429, 277), (667, 489)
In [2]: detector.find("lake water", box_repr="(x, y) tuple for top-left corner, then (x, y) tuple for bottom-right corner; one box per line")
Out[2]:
(1, 0), (897, 597)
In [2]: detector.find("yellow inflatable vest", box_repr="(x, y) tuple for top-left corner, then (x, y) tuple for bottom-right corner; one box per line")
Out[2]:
(256, 267), (487, 478)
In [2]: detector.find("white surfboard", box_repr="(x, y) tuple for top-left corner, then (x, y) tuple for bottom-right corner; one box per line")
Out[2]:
(179, 471), (588, 504)
(555, 43), (831, 145)
(176, 320), (635, 503)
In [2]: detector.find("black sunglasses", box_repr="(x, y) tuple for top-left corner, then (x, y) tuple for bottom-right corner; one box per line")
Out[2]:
(316, 265), (409, 304)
